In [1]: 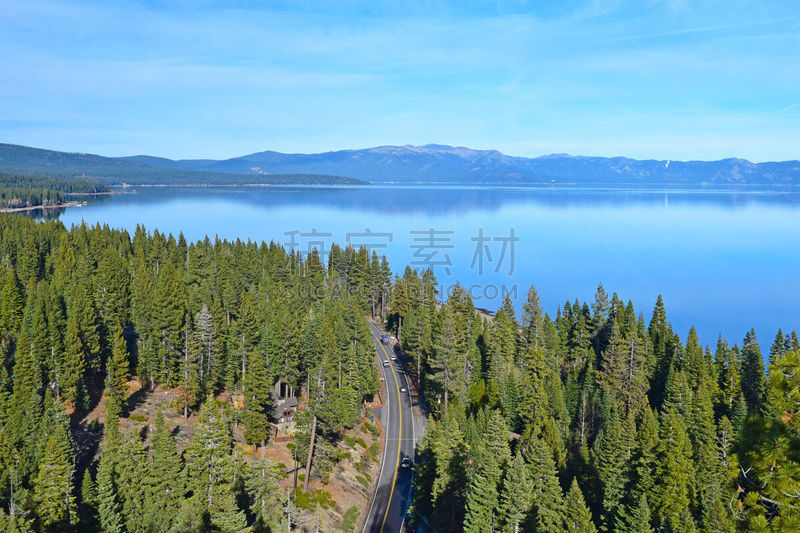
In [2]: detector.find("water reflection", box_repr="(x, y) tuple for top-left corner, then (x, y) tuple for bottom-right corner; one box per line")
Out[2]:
(24, 206), (68, 220)
(56, 185), (800, 215)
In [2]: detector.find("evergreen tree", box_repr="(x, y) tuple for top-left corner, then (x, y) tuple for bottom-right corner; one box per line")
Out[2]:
(22, 283), (49, 384)
(769, 329), (785, 365)
(683, 326), (706, 390)
(72, 280), (102, 373)
(130, 255), (156, 386)
(153, 262), (185, 386)
(96, 452), (124, 533)
(390, 272), (411, 342)
(0, 512), (35, 532)
(245, 458), (285, 532)
(104, 322), (129, 412)
(740, 347), (800, 531)
(429, 305), (467, 414)
(487, 297), (517, 384)
(9, 329), (43, 448)
(412, 412), (469, 531)
(184, 397), (247, 530)
(95, 245), (131, 330)
(16, 234), (40, 286)
(242, 352), (272, 449)
(594, 410), (634, 530)
(525, 437), (565, 533)
(521, 285), (543, 351)
(463, 411), (509, 533)
(62, 312), (85, 408)
(651, 406), (695, 531)
(715, 415), (738, 492)
(33, 425), (75, 529)
(79, 467), (99, 531)
(626, 493), (654, 533)
(497, 452), (533, 533)
(234, 293), (260, 384)
(730, 394), (748, 441)
(715, 337), (741, 418)
(0, 268), (23, 333)
(516, 345), (554, 435)
(599, 321), (648, 417)
(564, 478), (597, 533)
(116, 432), (148, 532)
(786, 330), (800, 353)
(590, 283), (610, 355)
(688, 384), (727, 531)
(740, 329), (765, 414)
(192, 304), (218, 395)
(143, 411), (182, 532)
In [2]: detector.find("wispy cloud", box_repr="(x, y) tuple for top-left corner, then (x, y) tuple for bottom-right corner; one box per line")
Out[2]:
(1, 0), (799, 160)
(597, 14), (800, 44)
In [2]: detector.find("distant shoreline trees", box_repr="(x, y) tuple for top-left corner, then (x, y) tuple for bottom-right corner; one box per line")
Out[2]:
(0, 172), (110, 210)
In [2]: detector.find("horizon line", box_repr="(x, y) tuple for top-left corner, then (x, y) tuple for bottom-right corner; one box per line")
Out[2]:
(2, 140), (798, 166)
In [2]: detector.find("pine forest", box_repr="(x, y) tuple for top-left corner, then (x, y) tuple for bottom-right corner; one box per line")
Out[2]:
(0, 212), (798, 532)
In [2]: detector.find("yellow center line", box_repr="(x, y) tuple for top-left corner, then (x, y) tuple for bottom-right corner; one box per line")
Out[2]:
(374, 327), (402, 533)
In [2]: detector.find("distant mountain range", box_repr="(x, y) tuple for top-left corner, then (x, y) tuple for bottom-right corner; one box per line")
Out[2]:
(0, 143), (364, 186)
(2, 142), (799, 187)
(126, 143), (800, 186)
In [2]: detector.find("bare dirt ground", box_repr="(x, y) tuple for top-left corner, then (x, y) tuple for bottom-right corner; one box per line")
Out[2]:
(71, 380), (385, 532)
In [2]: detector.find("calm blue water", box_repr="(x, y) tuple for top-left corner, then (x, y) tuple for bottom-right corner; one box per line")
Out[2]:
(56, 185), (800, 350)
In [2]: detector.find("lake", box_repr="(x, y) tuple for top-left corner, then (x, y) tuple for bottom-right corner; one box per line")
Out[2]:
(53, 185), (800, 350)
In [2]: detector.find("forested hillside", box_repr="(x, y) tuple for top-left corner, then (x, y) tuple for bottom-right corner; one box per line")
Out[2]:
(0, 173), (109, 210)
(0, 213), (388, 531)
(0, 213), (798, 532)
(0, 144), (367, 186)
(390, 271), (800, 532)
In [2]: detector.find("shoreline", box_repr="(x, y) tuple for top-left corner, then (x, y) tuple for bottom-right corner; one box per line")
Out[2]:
(67, 190), (119, 196)
(109, 182), (800, 193)
(0, 201), (84, 213)
(115, 182), (367, 188)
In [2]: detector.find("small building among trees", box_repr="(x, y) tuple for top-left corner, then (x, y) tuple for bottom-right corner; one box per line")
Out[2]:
(270, 381), (299, 438)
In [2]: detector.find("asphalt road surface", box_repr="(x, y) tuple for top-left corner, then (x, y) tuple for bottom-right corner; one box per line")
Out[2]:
(362, 322), (417, 533)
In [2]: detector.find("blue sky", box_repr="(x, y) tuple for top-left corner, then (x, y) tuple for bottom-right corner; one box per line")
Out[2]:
(1, 0), (799, 161)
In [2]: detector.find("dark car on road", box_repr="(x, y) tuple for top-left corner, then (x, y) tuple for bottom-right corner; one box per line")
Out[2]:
(380, 335), (390, 344)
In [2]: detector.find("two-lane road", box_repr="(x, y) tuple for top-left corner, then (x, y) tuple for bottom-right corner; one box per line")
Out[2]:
(362, 323), (417, 533)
